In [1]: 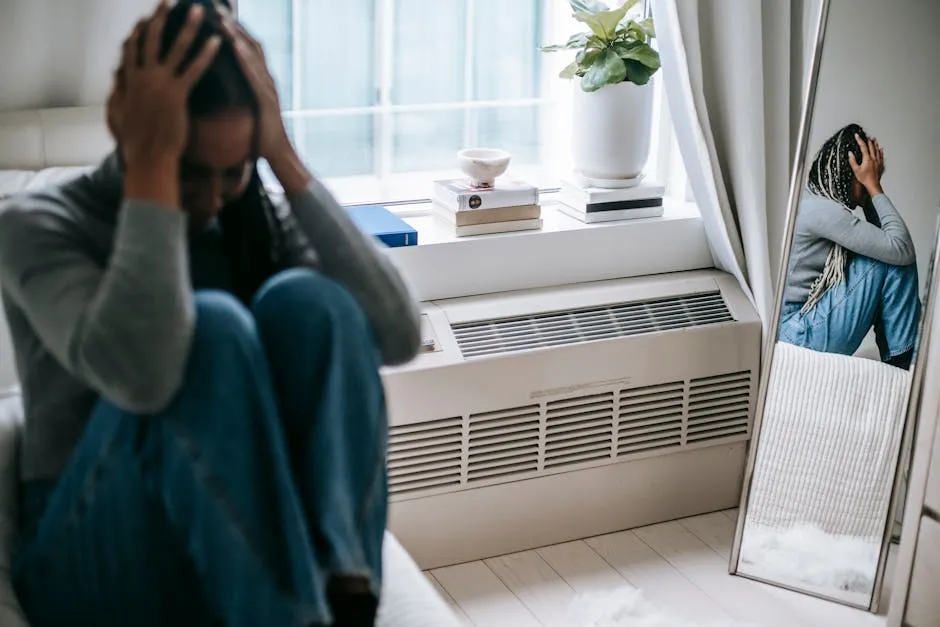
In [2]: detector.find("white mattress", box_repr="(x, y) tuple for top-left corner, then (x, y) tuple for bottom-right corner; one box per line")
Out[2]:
(746, 341), (911, 540)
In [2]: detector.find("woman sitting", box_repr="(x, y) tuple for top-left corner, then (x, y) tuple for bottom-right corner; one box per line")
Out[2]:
(0, 1), (420, 626)
(779, 123), (919, 369)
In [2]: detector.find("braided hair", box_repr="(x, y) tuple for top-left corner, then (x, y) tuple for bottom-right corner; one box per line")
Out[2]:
(801, 123), (869, 313)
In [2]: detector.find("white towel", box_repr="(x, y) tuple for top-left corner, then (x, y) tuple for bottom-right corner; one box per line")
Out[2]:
(746, 342), (911, 540)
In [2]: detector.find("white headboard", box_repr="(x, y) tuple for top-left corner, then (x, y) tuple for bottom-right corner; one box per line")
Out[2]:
(0, 105), (111, 171)
(0, 106), (111, 394)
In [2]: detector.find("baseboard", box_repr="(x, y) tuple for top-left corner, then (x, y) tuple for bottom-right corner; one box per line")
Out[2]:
(389, 442), (747, 569)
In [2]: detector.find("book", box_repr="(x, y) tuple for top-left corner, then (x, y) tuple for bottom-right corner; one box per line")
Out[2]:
(432, 202), (542, 227)
(559, 195), (664, 214)
(451, 218), (543, 237)
(560, 180), (666, 206)
(433, 177), (539, 212)
(346, 204), (418, 248)
(433, 211), (543, 237)
(557, 202), (664, 224)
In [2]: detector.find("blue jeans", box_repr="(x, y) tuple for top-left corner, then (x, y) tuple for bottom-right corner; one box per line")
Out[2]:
(779, 254), (920, 361)
(12, 269), (389, 627)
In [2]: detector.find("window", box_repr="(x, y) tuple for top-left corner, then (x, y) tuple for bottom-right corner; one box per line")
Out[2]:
(236, 0), (687, 206)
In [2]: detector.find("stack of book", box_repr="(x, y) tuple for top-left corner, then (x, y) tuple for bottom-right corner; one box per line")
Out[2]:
(346, 204), (418, 247)
(431, 178), (542, 237)
(557, 179), (666, 224)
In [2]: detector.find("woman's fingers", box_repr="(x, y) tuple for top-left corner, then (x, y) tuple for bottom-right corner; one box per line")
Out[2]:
(224, 17), (267, 62)
(234, 20), (265, 58)
(181, 35), (222, 86)
(165, 5), (206, 70)
(848, 151), (861, 172)
(222, 19), (262, 79)
(123, 20), (145, 70)
(854, 133), (871, 163)
(143, 0), (171, 66)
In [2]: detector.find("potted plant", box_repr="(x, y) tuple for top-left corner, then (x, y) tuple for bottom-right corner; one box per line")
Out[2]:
(542, 0), (661, 188)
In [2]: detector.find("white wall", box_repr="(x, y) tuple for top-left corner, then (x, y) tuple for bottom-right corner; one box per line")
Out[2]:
(805, 0), (940, 285)
(0, 1), (151, 390)
(0, 0), (150, 111)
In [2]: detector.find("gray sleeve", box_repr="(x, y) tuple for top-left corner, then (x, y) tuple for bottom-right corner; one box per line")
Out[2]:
(0, 200), (194, 413)
(802, 194), (916, 266)
(286, 180), (421, 365)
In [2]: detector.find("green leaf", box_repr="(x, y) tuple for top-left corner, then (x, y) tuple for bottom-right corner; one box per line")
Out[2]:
(623, 58), (656, 85)
(581, 48), (627, 92)
(567, 32), (591, 49)
(568, 0), (609, 14)
(595, 3), (629, 39)
(576, 48), (601, 67)
(573, 11), (609, 39)
(540, 33), (590, 53)
(614, 41), (661, 70)
(623, 22), (647, 42)
(620, 0), (643, 13)
(560, 62), (581, 79)
(637, 16), (656, 38)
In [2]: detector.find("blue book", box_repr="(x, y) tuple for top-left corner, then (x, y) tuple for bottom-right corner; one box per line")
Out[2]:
(346, 204), (418, 248)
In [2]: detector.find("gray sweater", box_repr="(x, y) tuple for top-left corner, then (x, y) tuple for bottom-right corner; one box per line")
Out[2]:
(783, 191), (916, 304)
(0, 155), (421, 481)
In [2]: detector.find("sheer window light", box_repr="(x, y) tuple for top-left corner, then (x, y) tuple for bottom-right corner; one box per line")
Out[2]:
(235, 0), (688, 207)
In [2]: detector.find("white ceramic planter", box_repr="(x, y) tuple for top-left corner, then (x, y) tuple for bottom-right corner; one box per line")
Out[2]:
(571, 80), (654, 188)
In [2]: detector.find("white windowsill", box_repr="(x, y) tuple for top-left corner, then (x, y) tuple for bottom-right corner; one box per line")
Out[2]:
(383, 195), (714, 303)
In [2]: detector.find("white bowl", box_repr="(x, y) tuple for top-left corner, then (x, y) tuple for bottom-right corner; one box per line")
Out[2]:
(457, 148), (511, 188)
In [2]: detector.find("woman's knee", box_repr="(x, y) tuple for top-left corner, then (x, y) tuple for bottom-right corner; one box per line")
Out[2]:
(189, 291), (260, 363)
(251, 269), (370, 338)
(887, 261), (919, 282)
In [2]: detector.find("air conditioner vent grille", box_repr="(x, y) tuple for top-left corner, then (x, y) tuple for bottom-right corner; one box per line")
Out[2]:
(618, 382), (684, 456)
(545, 393), (614, 469)
(687, 371), (752, 443)
(468, 405), (540, 482)
(388, 417), (462, 494)
(453, 292), (734, 358)
(386, 371), (754, 497)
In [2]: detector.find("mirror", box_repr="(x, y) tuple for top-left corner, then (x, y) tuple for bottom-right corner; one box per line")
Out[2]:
(730, 0), (940, 610)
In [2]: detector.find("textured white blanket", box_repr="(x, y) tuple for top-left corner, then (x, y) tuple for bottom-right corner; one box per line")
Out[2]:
(746, 342), (911, 540)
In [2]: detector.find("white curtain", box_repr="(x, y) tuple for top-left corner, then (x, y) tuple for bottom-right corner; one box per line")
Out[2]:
(651, 0), (820, 330)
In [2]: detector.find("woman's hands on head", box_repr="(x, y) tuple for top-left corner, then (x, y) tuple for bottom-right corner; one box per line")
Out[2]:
(222, 16), (313, 195)
(110, 0), (220, 207)
(848, 133), (885, 197)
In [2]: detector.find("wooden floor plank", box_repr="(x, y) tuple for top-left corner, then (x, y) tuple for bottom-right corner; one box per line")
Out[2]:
(484, 551), (576, 627)
(424, 510), (889, 627)
(680, 512), (737, 559)
(424, 572), (474, 626)
(681, 510), (885, 626)
(536, 540), (631, 594)
(431, 561), (542, 627)
(587, 530), (734, 623)
(634, 521), (810, 627)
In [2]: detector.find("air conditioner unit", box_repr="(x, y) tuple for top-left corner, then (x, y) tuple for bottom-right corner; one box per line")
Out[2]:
(382, 269), (761, 569)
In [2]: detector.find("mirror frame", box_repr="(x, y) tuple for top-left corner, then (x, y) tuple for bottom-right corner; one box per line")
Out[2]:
(727, 0), (937, 611)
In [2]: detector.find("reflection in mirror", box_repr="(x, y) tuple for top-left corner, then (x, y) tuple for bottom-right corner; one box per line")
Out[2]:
(731, 0), (940, 610)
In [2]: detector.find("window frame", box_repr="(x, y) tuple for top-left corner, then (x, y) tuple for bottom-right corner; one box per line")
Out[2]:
(235, 0), (690, 209)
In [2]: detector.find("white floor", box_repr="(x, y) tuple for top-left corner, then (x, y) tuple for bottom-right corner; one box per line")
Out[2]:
(424, 509), (894, 627)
